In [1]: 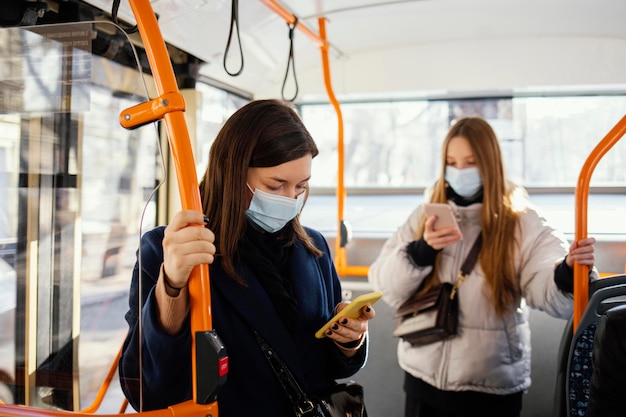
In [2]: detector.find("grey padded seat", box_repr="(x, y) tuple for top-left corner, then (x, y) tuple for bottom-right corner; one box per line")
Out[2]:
(552, 274), (626, 417)
(586, 303), (626, 417)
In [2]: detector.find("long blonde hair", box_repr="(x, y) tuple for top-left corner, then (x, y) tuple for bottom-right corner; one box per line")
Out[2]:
(424, 117), (522, 317)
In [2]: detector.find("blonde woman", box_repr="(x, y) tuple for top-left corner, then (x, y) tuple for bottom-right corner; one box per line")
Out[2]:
(368, 117), (597, 417)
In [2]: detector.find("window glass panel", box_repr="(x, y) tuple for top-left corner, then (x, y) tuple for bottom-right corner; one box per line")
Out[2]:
(519, 96), (626, 187)
(194, 82), (248, 179)
(0, 22), (159, 410)
(303, 101), (450, 188)
(301, 96), (626, 189)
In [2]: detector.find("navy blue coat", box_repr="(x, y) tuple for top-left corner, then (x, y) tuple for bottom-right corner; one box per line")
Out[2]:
(119, 226), (367, 416)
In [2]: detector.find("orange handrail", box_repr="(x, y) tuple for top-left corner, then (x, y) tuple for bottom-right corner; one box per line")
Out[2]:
(0, 400), (212, 417)
(317, 17), (369, 278)
(79, 346), (124, 413)
(259, 0), (327, 49)
(125, 0), (215, 410)
(573, 114), (626, 331)
(260, 0), (369, 277)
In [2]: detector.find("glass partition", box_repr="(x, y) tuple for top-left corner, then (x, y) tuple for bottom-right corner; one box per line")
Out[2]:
(0, 21), (158, 411)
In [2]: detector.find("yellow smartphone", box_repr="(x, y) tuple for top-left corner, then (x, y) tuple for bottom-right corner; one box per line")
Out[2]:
(315, 291), (383, 339)
(424, 203), (459, 231)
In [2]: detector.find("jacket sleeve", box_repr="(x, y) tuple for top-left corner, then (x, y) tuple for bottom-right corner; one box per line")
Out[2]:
(368, 206), (433, 309)
(118, 227), (193, 411)
(517, 208), (578, 319)
(308, 228), (368, 379)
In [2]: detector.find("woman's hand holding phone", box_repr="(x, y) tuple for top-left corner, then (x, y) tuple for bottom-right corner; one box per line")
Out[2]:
(315, 291), (382, 339)
(423, 203), (463, 250)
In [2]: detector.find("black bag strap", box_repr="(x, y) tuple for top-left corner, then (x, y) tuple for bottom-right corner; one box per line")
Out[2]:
(224, 289), (320, 416)
(451, 234), (483, 298)
(460, 233), (483, 276)
(252, 330), (320, 416)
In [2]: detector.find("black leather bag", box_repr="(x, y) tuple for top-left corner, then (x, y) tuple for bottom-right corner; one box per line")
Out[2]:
(392, 282), (458, 346)
(315, 382), (367, 417)
(253, 330), (367, 417)
(392, 235), (482, 346)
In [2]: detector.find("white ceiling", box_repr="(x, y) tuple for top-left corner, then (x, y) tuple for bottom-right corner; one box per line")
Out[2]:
(84, 0), (626, 101)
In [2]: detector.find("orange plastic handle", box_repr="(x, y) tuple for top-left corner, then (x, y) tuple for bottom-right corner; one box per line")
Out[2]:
(119, 92), (186, 129)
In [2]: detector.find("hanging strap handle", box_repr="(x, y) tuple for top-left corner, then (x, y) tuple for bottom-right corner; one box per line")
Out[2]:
(111, 0), (139, 34)
(451, 234), (483, 299)
(281, 19), (299, 101)
(223, 0), (244, 76)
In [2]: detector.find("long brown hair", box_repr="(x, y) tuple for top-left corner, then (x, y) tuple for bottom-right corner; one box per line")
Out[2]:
(198, 99), (321, 282)
(427, 117), (522, 317)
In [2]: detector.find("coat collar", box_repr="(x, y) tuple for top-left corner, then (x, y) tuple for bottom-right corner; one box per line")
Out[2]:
(209, 242), (322, 381)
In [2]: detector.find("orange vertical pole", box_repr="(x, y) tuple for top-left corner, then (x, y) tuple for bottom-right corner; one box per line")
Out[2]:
(318, 18), (345, 272)
(573, 115), (626, 330)
(128, 0), (213, 406)
(258, 0), (369, 277)
(317, 18), (369, 277)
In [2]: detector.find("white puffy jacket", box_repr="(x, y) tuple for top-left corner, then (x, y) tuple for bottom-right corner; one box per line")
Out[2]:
(368, 200), (584, 394)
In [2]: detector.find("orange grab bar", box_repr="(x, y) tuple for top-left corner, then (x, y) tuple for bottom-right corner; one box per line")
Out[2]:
(77, 340), (128, 414)
(573, 114), (626, 331)
(79, 346), (124, 413)
(0, 400), (214, 417)
(259, 0), (327, 49)
(318, 17), (344, 270)
(126, 0), (215, 411)
(260, 0), (369, 277)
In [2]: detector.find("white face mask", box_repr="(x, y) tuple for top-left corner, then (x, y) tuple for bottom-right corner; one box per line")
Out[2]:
(445, 166), (483, 198)
(245, 186), (305, 233)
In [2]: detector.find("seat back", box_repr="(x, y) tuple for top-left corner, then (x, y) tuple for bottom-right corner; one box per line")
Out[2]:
(586, 303), (626, 417)
(553, 274), (626, 417)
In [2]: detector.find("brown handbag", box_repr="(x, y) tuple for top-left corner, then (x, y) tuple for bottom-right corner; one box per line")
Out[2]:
(392, 235), (482, 346)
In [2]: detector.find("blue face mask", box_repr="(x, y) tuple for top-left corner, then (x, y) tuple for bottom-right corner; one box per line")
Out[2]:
(445, 166), (483, 198)
(245, 186), (305, 233)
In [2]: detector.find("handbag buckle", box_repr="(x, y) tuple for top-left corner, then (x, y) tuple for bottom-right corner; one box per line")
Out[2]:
(296, 399), (316, 416)
(451, 272), (468, 299)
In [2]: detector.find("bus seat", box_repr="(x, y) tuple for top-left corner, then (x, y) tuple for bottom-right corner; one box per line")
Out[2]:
(552, 274), (626, 417)
(553, 316), (573, 417)
(587, 303), (626, 417)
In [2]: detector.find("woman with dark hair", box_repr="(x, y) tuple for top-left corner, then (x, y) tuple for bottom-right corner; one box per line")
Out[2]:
(119, 99), (375, 416)
(368, 117), (597, 417)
